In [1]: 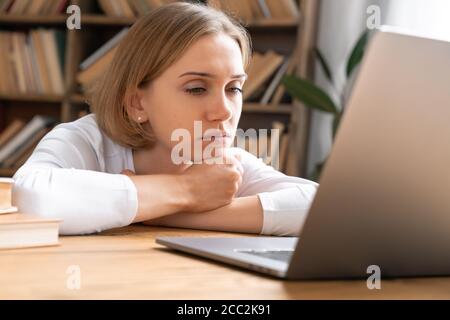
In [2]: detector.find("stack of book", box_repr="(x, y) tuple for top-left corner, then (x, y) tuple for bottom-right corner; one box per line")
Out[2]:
(98, 0), (178, 17)
(0, 29), (66, 96)
(0, 115), (55, 172)
(208, 0), (299, 23)
(0, 0), (68, 15)
(0, 177), (60, 250)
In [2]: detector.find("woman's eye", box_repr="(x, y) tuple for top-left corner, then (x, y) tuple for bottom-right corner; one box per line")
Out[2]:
(185, 87), (206, 95)
(228, 87), (243, 94)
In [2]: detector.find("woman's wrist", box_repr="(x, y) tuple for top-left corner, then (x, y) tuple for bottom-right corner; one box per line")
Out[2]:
(173, 174), (195, 212)
(128, 173), (190, 222)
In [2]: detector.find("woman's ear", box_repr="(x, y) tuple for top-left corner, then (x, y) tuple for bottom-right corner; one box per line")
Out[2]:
(125, 88), (149, 124)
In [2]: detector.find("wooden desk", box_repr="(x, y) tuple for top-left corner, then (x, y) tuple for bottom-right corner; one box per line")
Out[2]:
(1, 225), (449, 299)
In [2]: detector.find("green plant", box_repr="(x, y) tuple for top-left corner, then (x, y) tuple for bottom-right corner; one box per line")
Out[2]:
(281, 30), (369, 181)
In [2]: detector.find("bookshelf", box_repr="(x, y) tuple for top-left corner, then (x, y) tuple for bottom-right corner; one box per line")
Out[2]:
(0, 0), (319, 177)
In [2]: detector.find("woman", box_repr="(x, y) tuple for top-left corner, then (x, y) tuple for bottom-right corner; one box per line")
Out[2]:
(12, 2), (317, 236)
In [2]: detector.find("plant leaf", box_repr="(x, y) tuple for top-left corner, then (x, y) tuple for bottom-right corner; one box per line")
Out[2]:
(346, 30), (369, 78)
(314, 48), (333, 83)
(282, 75), (338, 114)
(311, 160), (326, 182)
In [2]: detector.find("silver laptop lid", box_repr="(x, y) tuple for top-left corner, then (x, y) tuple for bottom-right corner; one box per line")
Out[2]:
(287, 27), (450, 279)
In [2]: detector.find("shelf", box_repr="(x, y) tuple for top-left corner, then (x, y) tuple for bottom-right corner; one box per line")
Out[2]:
(69, 94), (88, 104)
(244, 18), (299, 29)
(0, 14), (298, 28)
(243, 103), (292, 115)
(66, 96), (291, 114)
(0, 14), (67, 25)
(0, 93), (64, 103)
(80, 15), (136, 26)
(66, 97), (291, 114)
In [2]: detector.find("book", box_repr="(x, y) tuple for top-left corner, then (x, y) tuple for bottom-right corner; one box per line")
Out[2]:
(208, 0), (251, 23)
(0, 115), (54, 165)
(0, 119), (26, 149)
(256, 0), (271, 19)
(98, 0), (167, 17)
(0, 213), (61, 249)
(269, 121), (286, 170)
(40, 29), (64, 94)
(1, 0), (68, 14)
(118, 0), (136, 17)
(279, 132), (289, 172)
(260, 56), (290, 104)
(209, 0), (299, 21)
(77, 46), (118, 88)
(0, 177), (17, 214)
(0, 0), (15, 13)
(270, 46), (299, 106)
(30, 29), (52, 94)
(265, 0), (299, 19)
(127, 0), (148, 16)
(2, 127), (50, 168)
(9, 144), (35, 169)
(79, 28), (129, 71)
(243, 50), (284, 100)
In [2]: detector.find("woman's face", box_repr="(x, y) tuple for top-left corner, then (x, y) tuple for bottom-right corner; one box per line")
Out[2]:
(137, 32), (246, 161)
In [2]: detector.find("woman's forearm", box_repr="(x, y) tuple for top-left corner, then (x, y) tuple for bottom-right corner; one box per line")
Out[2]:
(128, 174), (190, 223)
(143, 195), (264, 234)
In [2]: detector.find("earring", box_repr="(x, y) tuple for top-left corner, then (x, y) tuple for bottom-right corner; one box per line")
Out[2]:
(137, 116), (142, 122)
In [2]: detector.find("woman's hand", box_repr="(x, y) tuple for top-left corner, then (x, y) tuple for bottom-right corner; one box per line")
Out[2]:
(121, 150), (244, 222)
(179, 152), (244, 213)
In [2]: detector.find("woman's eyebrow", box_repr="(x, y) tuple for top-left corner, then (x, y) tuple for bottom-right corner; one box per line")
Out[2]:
(178, 71), (247, 80)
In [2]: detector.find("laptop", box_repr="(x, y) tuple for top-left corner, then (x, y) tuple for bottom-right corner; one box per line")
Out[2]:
(156, 27), (450, 279)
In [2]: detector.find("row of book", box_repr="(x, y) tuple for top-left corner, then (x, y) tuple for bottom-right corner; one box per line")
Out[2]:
(77, 28), (295, 105)
(0, 0), (68, 15)
(209, 0), (299, 22)
(0, 115), (55, 171)
(97, 0), (299, 21)
(0, 115), (290, 176)
(98, 0), (177, 17)
(0, 29), (65, 95)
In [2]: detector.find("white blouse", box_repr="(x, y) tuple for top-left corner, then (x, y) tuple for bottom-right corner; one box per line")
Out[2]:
(12, 114), (318, 236)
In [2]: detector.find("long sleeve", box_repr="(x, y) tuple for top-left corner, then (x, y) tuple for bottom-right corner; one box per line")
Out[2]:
(234, 148), (318, 237)
(12, 119), (138, 235)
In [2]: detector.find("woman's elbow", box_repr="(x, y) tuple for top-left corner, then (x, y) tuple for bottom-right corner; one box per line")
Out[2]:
(12, 175), (62, 221)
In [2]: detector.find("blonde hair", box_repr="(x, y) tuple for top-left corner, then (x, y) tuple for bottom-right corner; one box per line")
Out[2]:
(90, 2), (252, 149)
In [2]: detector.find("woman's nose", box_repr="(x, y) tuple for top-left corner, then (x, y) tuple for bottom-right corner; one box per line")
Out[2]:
(205, 92), (233, 122)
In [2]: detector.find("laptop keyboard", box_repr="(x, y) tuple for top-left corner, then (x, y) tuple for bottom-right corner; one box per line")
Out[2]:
(238, 249), (294, 262)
